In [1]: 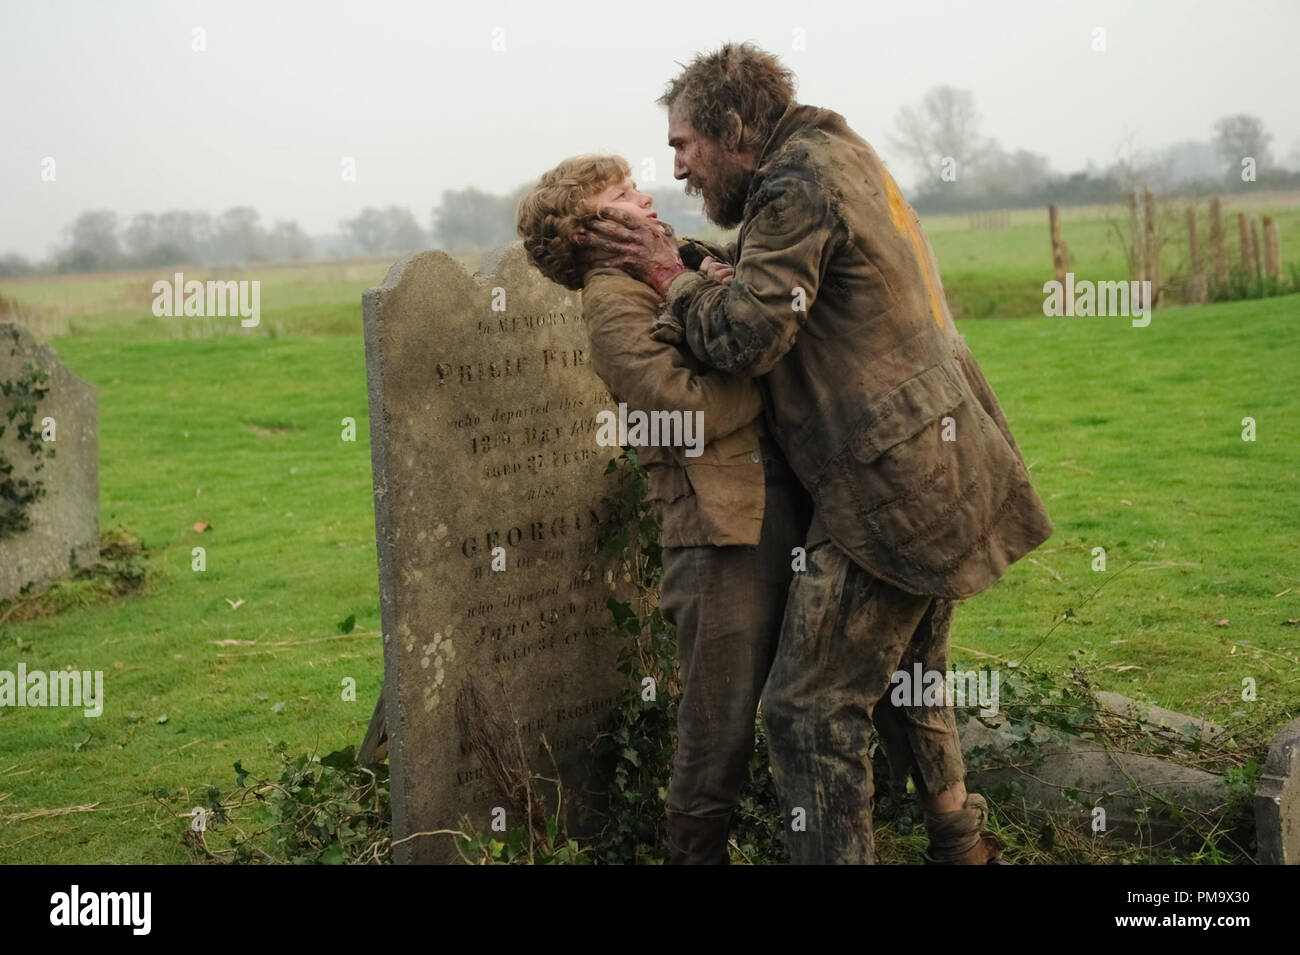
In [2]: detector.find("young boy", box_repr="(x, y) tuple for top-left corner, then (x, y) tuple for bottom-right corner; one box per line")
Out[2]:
(517, 155), (811, 863)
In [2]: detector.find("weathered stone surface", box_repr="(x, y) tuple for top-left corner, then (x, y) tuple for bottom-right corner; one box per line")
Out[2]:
(1255, 716), (1300, 864)
(0, 323), (98, 599)
(363, 245), (629, 864)
(959, 712), (1235, 846)
(1094, 690), (1227, 745)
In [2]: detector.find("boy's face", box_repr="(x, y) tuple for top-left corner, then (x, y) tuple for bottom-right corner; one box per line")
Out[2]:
(593, 176), (657, 222)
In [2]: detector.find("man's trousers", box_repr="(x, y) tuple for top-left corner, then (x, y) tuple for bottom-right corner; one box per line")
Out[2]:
(761, 539), (968, 864)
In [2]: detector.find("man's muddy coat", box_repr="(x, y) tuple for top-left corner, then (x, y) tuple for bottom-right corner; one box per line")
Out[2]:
(663, 103), (1053, 599)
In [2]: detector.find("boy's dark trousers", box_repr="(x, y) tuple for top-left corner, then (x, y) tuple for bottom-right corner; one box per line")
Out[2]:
(659, 446), (810, 864)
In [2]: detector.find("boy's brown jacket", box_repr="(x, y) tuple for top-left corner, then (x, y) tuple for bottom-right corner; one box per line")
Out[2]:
(581, 268), (766, 547)
(663, 103), (1054, 599)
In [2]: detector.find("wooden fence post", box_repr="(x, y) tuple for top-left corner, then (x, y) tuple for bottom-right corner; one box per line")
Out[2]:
(1238, 212), (1253, 274)
(1250, 220), (1263, 282)
(1186, 205), (1206, 303)
(1143, 188), (1159, 309)
(1049, 203), (1069, 314)
(1127, 192), (1142, 281)
(1263, 215), (1281, 280)
(1209, 197), (1228, 286)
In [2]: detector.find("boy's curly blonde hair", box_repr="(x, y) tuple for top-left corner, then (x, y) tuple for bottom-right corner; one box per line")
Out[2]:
(516, 154), (631, 290)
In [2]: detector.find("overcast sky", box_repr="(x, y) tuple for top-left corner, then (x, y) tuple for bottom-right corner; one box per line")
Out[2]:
(2, 0), (1297, 259)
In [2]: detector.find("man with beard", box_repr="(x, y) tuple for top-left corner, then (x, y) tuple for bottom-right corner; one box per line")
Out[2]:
(582, 43), (1053, 864)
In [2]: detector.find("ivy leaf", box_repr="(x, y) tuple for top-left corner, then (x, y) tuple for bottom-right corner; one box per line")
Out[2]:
(318, 843), (346, 865)
(320, 746), (357, 769)
(606, 598), (635, 628)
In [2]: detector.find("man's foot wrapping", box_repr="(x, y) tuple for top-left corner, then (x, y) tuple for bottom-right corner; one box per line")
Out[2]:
(922, 793), (1007, 864)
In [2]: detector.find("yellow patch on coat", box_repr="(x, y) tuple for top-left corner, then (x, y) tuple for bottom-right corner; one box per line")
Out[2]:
(884, 173), (946, 328)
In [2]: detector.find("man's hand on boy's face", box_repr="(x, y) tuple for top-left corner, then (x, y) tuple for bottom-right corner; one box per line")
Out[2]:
(583, 207), (686, 295)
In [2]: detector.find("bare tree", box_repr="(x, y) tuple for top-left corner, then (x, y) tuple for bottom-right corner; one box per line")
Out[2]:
(0, 253), (34, 278)
(433, 187), (519, 250)
(266, 220), (315, 262)
(1213, 114), (1273, 172)
(382, 206), (426, 253)
(156, 210), (213, 263)
(56, 210), (120, 273)
(122, 213), (158, 259)
(341, 206), (425, 255)
(889, 86), (989, 183)
(212, 206), (266, 264)
(121, 211), (192, 267)
(1108, 131), (1170, 195)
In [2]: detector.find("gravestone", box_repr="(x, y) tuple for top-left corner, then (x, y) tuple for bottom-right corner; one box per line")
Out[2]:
(1255, 716), (1300, 864)
(363, 245), (630, 864)
(0, 323), (98, 599)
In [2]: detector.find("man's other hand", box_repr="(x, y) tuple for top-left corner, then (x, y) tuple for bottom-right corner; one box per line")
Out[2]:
(699, 255), (735, 286)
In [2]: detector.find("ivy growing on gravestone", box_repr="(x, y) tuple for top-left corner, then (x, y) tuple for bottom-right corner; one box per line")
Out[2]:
(0, 359), (55, 540)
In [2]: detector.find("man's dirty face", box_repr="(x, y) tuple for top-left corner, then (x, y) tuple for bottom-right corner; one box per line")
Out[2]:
(667, 101), (752, 229)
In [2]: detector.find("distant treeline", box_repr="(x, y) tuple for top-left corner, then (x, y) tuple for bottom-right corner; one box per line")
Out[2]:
(4, 97), (1298, 277)
(892, 95), (1300, 214)
(0, 187), (713, 278)
(1, 207), (319, 277)
(908, 157), (1300, 216)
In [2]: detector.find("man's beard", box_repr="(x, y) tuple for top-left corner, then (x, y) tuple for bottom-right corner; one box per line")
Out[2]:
(686, 161), (752, 229)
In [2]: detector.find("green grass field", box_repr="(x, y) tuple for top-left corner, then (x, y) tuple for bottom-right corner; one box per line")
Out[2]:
(1, 204), (1297, 863)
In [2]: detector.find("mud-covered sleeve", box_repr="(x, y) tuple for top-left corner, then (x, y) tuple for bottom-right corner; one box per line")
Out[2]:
(678, 237), (738, 267)
(664, 171), (843, 377)
(583, 280), (762, 447)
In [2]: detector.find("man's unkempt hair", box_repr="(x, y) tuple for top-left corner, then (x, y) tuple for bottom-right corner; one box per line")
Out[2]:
(516, 154), (631, 291)
(658, 42), (797, 155)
